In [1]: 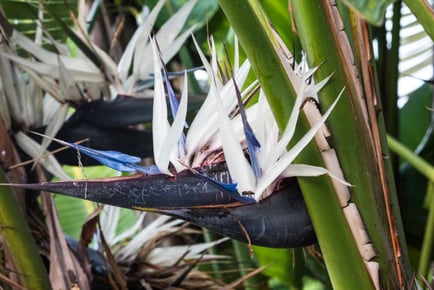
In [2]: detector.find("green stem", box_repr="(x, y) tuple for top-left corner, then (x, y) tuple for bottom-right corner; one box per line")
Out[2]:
(0, 169), (51, 289)
(387, 134), (434, 182)
(218, 1), (375, 289)
(201, 229), (223, 279)
(418, 182), (434, 282)
(232, 240), (262, 289)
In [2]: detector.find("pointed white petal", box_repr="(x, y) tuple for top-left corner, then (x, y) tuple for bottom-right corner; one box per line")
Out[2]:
(284, 88), (343, 163)
(255, 91), (279, 164)
(262, 80), (306, 170)
(209, 37), (220, 80)
(282, 164), (351, 186)
(138, 0), (197, 80)
(151, 39), (171, 174)
(255, 89), (343, 197)
(302, 66), (319, 82)
(186, 37), (250, 161)
(305, 73), (333, 99)
(187, 63), (251, 164)
(214, 85), (256, 193)
(159, 25), (197, 65)
(159, 71), (188, 172)
(127, 0), (165, 80)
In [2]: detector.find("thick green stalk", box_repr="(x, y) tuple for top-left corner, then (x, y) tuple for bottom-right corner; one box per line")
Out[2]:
(218, 0), (375, 289)
(0, 169), (51, 289)
(292, 0), (414, 287)
(293, 0), (411, 288)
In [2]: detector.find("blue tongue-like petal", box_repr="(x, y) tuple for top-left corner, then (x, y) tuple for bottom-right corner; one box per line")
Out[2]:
(31, 132), (160, 175)
(232, 78), (262, 181)
(157, 49), (187, 157)
(192, 171), (255, 203)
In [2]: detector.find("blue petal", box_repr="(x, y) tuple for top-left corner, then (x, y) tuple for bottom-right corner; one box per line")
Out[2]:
(130, 164), (161, 175)
(232, 78), (262, 180)
(158, 51), (187, 155)
(163, 67), (180, 120)
(33, 132), (161, 175)
(193, 172), (255, 203)
(72, 144), (160, 174)
(74, 144), (142, 163)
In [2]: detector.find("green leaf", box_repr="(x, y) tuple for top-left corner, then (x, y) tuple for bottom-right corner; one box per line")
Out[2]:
(43, 7), (101, 68)
(55, 165), (119, 239)
(338, 0), (396, 26)
(399, 84), (432, 151)
(253, 246), (297, 286)
(1, 0), (76, 42)
(114, 208), (140, 236)
(54, 195), (90, 239)
(260, 0), (302, 60)
(186, 0), (219, 29)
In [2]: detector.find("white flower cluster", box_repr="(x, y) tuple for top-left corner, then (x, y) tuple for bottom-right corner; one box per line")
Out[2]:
(151, 37), (346, 201)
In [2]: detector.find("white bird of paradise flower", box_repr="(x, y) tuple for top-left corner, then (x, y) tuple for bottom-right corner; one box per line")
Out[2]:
(150, 36), (348, 202)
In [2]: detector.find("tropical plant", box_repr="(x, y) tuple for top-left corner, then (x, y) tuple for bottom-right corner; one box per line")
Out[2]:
(0, 0), (433, 290)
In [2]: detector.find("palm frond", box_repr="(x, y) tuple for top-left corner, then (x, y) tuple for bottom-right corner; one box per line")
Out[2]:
(398, 4), (433, 97)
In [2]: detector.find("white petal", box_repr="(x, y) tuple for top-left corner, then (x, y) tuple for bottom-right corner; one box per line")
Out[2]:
(305, 73), (333, 99)
(116, 216), (183, 261)
(186, 37), (250, 160)
(128, 0), (166, 80)
(255, 91), (278, 164)
(139, 0), (197, 79)
(15, 132), (70, 181)
(263, 79), (306, 170)
(214, 85), (256, 193)
(282, 164), (351, 186)
(165, 71), (189, 172)
(0, 51), (103, 83)
(255, 89), (343, 197)
(151, 39), (171, 174)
